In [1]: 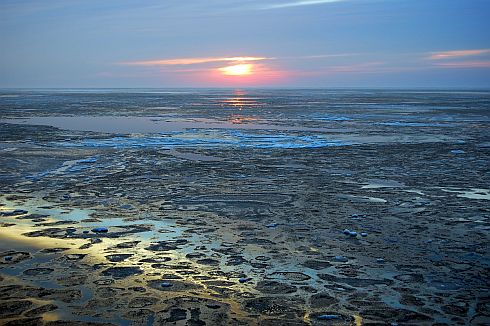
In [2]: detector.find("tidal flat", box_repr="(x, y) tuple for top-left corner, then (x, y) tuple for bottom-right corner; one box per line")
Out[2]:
(0, 89), (489, 325)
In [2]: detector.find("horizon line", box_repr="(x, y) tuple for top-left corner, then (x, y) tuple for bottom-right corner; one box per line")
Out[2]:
(2, 86), (490, 91)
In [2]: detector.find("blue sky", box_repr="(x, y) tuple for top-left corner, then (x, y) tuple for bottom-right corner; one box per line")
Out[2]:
(1, 0), (489, 87)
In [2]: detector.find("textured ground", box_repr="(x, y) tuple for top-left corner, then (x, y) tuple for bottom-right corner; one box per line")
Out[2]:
(0, 89), (489, 325)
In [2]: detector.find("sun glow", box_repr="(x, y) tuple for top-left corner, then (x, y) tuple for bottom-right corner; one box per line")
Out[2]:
(219, 64), (253, 76)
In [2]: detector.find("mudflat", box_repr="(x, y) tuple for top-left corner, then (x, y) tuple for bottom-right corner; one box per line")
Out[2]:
(0, 89), (489, 325)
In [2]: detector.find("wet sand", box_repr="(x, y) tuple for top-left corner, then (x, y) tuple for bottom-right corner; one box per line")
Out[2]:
(0, 89), (489, 325)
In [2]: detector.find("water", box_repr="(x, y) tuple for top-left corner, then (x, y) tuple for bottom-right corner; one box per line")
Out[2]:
(1, 88), (488, 149)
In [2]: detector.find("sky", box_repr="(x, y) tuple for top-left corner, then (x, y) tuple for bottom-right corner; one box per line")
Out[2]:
(0, 0), (489, 88)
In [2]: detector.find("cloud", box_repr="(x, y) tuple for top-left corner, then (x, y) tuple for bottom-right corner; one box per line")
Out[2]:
(121, 56), (271, 66)
(298, 53), (361, 59)
(290, 61), (385, 76)
(121, 53), (359, 67)
(427, 49), (490, 69)
(429, 49), (490, 60)
(434, 61), (490, 68)
(259, 0), (345, 10)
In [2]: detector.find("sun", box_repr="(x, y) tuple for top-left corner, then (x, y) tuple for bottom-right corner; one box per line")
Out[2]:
(219, 64), (252, 76)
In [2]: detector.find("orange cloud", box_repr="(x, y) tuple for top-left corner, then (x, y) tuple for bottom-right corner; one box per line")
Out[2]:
(429, 49), (490, 60)
(120, 55), (287, 86)
(193, 63), (289, 86)
(121, 56), (271, 66)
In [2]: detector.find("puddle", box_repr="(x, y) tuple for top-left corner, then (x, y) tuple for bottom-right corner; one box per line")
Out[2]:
(361, 179), (405, 189)
(377, 121), (456, 127)
(440, 188), (490, 200)
(337, 194), (388, 203)
(1, 116), (340, 133)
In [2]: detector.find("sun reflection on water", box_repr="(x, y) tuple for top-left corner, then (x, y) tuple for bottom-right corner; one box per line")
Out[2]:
(221, 90), (261, 110)
(227, 114), (259, 124)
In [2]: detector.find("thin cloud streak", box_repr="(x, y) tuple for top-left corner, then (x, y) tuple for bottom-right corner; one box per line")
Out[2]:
(289, 61), (383, 76)
(260, 0), (346, 10)
(121, 56), (272, 66)
(121, 53), (358, 67)
(434, 61), (490, 68)
(298, 53), (361, 59)
(429, 49), (490, 60)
